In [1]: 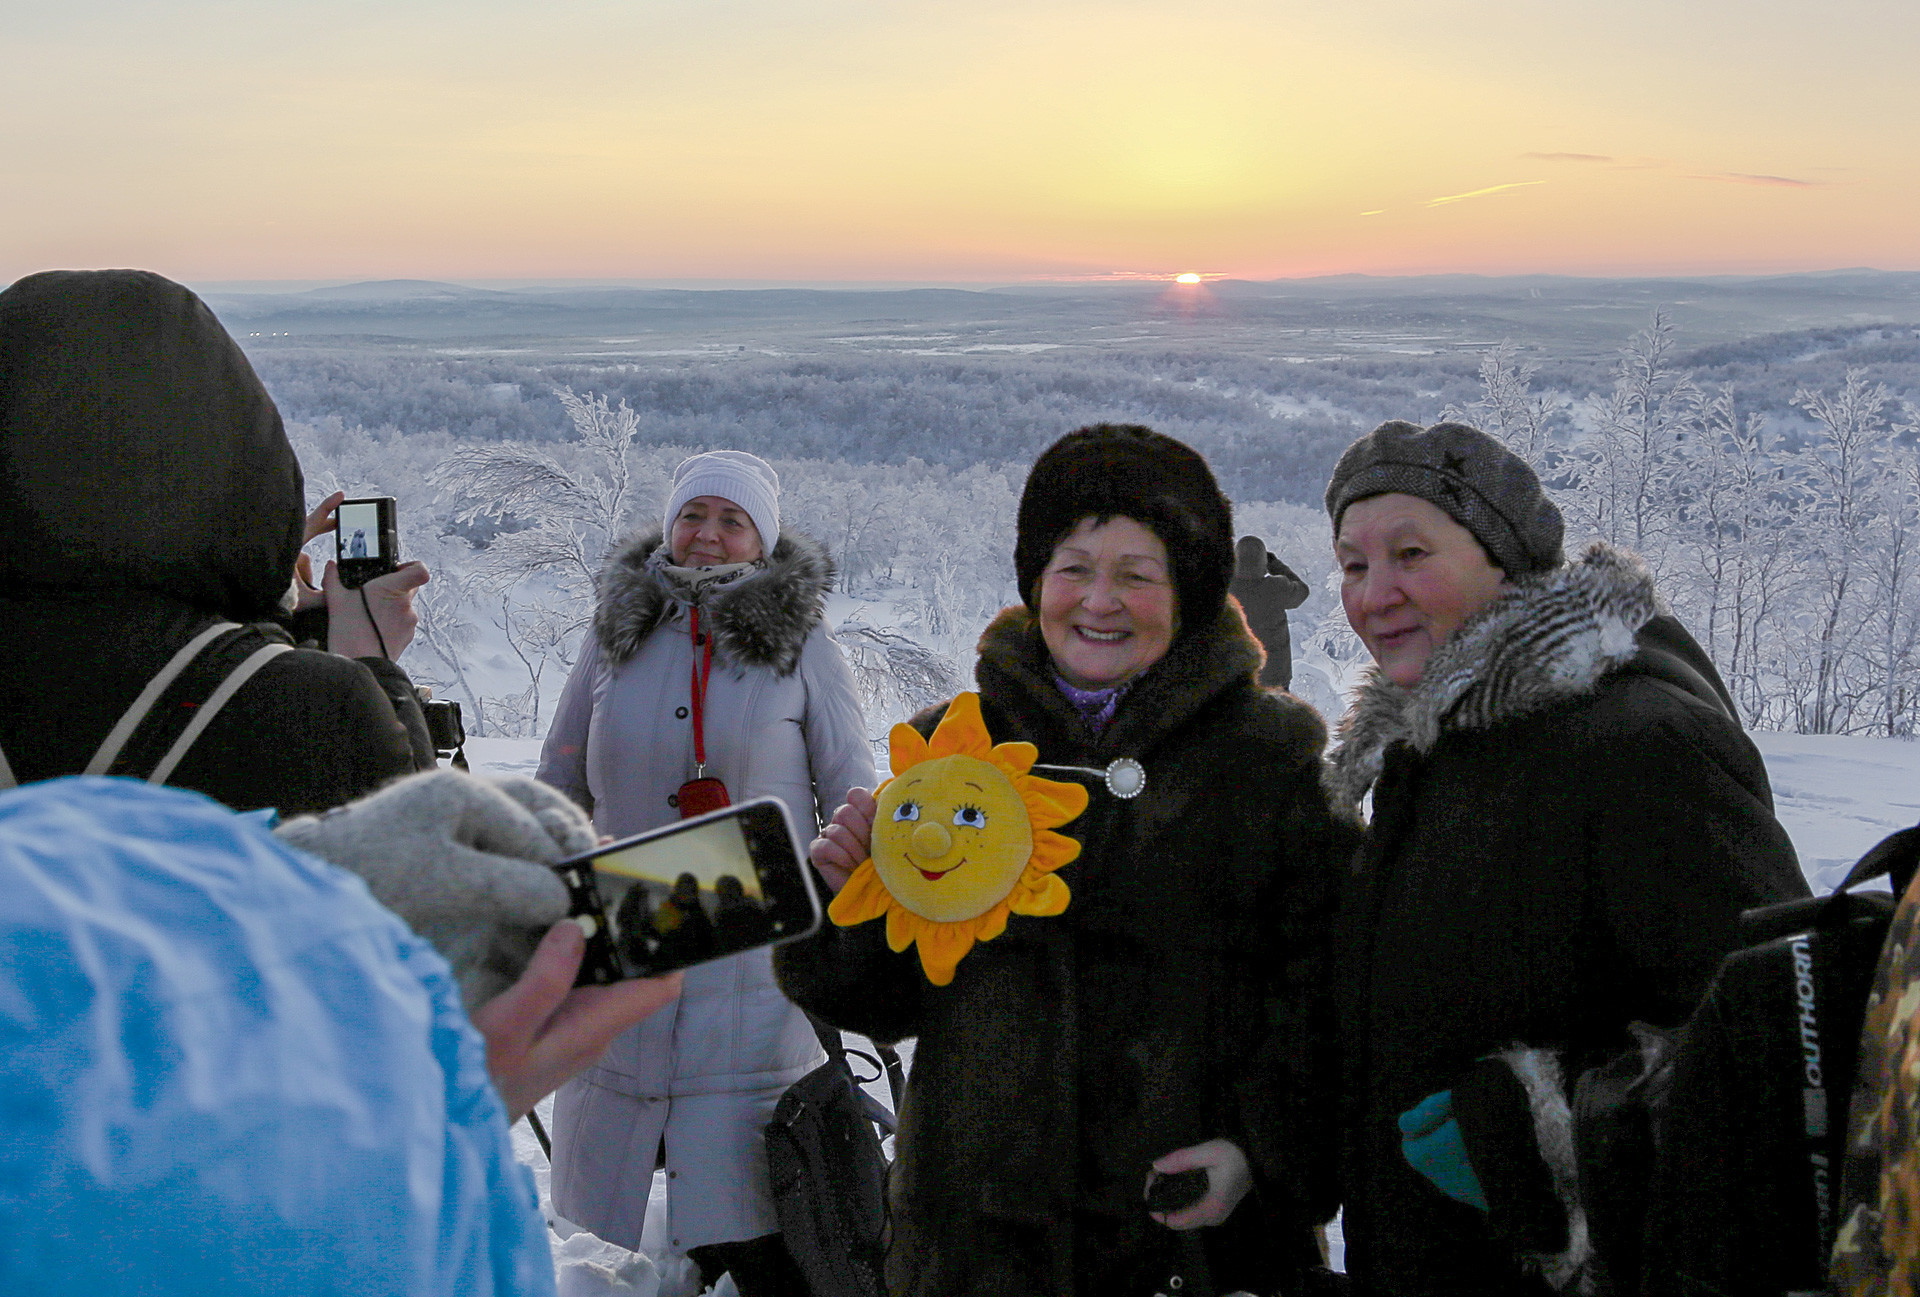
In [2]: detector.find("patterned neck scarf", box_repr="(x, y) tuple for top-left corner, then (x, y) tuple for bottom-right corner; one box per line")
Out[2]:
(1052, 673), (1134, 734)
(649, 546), (765, 614)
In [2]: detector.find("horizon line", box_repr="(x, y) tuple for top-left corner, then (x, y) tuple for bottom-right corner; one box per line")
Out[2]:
(179, 265), (1914, 295)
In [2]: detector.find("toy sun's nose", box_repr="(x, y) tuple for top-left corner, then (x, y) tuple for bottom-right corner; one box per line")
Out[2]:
(911, 821), (953, 860)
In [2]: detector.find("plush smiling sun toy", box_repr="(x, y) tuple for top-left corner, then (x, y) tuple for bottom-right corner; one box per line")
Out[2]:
(829, 692), (1088, 986)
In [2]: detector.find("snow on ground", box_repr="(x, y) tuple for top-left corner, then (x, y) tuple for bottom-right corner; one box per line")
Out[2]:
(1748, 731), (1920, 891)
(469, 730), (1920, 1288)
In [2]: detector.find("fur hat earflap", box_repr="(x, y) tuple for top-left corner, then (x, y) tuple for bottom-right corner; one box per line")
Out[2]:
(1014, 423), (1235, 630)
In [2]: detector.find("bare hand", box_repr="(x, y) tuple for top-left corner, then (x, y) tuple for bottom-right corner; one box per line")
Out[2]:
(303, 489), (347, 545)
(291, 552), (326, 613)
(471, 920), (683, 1123)
(1148, 1138), (1253, 1231)
(324, 557), (429, 659)
(810, 788), (876, 895)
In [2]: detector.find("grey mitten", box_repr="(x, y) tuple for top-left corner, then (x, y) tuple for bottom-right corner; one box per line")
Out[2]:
(276, 769), (598, 1009)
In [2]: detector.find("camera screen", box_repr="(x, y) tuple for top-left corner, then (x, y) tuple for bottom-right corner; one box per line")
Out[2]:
(592, 813), (776, 969)
(336, 501), (385, 561)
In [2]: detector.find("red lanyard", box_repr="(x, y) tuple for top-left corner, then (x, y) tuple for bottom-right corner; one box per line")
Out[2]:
(689, 605), (715, 777)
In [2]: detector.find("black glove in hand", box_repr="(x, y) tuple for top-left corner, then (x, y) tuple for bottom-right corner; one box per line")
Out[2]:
(275, 770), (596, 1009)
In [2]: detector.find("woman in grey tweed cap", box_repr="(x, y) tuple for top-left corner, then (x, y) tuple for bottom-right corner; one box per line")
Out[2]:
(1321, 419), (1804, 1296)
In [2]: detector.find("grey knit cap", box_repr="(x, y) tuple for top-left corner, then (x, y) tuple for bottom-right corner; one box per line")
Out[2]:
(1324, 420), (1564, 575)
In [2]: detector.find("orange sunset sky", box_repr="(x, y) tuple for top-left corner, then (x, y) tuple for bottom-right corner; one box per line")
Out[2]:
(4, 0), (1915, 284)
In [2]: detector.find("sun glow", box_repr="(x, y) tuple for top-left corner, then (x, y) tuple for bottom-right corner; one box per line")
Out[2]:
(828, 692), (1087, 986)
(1175, 272), (1202, 284)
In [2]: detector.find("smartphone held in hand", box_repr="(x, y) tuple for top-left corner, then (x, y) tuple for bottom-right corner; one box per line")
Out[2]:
(335, 496), (399, 589)
(555, 797), (823, 984)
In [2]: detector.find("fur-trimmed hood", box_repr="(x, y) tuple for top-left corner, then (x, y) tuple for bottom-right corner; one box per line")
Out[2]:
(1324, 542), (1659, 807)
(594, 529), (835, 676)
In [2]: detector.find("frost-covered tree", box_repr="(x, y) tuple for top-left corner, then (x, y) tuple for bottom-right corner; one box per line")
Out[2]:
(1862, 439), (1920, 736)
(432, 389), (677, 734)
(1565, 313), (1700, 568)
(1456, 340), (1556, 469)
(833, 619), (966, 741)
(1666, 388), (1803, 726)
(1789, 368), (1898, 733)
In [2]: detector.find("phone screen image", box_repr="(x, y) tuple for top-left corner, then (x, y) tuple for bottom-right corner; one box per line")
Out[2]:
(335, 500), (386, 561)
(556, 798), (820, 983)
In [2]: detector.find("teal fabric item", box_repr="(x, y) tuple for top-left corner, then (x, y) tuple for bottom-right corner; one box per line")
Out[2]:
(0, 777), (555, 1296)
(1398, 1089), (1490, 1212)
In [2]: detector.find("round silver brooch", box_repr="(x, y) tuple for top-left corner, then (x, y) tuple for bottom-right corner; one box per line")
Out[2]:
(1103, 758), (1146, 799)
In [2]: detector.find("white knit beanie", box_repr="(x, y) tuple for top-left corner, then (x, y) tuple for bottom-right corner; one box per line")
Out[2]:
(662, 450), (781, 556)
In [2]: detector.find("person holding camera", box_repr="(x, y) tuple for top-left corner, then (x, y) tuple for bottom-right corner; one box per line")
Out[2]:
(0, 270), (436, 813)
(537, 451), (873, 1296)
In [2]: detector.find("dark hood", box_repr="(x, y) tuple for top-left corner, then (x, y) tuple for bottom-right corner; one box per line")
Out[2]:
(0, 269), (303, 616)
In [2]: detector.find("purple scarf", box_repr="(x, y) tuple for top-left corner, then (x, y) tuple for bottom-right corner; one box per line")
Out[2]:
(1053, 674), (1134, 734)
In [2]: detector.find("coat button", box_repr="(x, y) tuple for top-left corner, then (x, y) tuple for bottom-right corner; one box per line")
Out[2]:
(668, 1170), (677, 1179)
(667, 793), (680, 808)
(676, 706), (689, 719)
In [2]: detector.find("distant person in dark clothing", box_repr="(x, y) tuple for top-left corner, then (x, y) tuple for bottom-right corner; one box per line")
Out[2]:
(653, 871), (717, 968)
(713, 873), (773, 952)
(1229, 535), (1310, 689)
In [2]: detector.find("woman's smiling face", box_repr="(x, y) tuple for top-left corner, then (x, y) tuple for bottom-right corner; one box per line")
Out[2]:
(669, 494), (763, 567)
(1336, 493), (1508, 688)
(1037, 515), (1177, 690)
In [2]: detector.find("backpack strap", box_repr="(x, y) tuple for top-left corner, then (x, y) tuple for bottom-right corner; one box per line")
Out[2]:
(1834, 825), (1920, 902)
(0, 621), (292, 793)
(805, 1013), (904, 1138)
(83, 620), (241, 775)
(144, 638), (293, 785)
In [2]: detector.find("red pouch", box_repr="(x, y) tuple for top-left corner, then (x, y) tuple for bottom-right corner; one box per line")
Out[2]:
(676, 776), (731, 819)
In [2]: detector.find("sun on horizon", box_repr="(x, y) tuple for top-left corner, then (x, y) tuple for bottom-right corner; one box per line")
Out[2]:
(829, 692), (1087, 986)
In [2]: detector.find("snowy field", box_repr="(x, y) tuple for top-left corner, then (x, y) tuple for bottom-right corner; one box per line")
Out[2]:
(467, 729), (1920, 1293)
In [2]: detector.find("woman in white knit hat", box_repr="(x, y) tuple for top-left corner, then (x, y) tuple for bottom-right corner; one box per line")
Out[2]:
(538, 450), (874, 1296)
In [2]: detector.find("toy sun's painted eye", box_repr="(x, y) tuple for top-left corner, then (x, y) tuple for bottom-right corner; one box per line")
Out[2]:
(953, 805), (987, 829)
(892, 801), (920, 823)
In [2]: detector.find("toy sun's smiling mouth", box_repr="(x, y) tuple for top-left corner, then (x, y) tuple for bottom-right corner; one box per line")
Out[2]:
(916, 856), (966, 881)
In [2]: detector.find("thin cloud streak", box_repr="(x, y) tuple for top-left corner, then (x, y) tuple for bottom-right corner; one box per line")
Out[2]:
(1693, 172), (1822, 188)
(1521, 152), (1613, 163)
(1425, 181), (1545, 207)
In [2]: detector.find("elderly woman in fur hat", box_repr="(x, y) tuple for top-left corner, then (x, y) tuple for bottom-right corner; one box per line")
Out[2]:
(1322, 420), (1807, 1296)
(781, 424), (1353, 1297)
(538, 450), (874, 1297)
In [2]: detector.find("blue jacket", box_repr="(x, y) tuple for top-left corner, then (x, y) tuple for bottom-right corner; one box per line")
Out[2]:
(0, 777), (555, 1296)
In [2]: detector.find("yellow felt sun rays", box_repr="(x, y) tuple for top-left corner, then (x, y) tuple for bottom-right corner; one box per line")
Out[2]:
(829, 692), (1087, 986)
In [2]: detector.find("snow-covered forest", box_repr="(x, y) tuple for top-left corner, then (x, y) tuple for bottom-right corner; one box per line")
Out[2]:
(272, 295), (1920, 743)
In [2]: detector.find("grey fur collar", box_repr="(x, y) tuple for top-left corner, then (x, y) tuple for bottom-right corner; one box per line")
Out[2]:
(1324, 542), (1657, 807)
(594, 530), (835, 676)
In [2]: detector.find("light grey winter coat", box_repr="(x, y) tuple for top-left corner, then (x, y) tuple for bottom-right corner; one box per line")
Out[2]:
(538, 529), (874, 1254)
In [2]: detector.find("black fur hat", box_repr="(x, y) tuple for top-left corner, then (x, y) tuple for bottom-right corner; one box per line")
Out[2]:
(1014, 423), (1234, 630)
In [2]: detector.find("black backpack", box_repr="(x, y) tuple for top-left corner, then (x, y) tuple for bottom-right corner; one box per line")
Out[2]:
(766, 1018), (905, 1297)
(1584, 826), (1920, 1297)
(0, 620), (291, 792)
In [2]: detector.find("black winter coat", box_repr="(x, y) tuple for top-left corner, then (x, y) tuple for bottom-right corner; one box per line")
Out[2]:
(1324, 544), (1806, 1297)
(0, 270), (432, 814)
(776, 601), (1354, 1297)
(1229, 543), (1310, 690)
